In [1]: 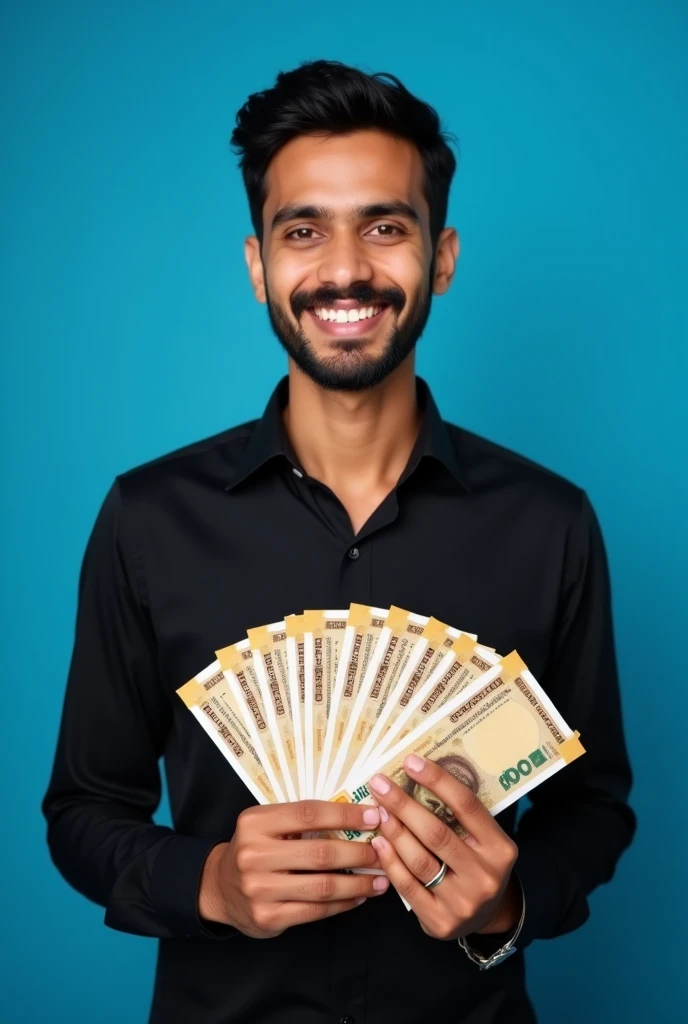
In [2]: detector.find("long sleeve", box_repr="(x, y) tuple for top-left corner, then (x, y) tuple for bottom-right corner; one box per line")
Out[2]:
(513, 488), (636, 948)
(41, 480), (235, 940)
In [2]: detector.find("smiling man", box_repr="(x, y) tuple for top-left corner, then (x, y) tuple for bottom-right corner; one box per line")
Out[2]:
(42, 60), (635, 1024)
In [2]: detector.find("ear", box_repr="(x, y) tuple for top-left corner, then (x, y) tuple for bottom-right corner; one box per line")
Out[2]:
(244, 236), (267, 304)
(431, 227), (460, 296)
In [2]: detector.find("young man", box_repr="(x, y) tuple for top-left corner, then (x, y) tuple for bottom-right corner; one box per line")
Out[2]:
(42, 60), (635, 1023)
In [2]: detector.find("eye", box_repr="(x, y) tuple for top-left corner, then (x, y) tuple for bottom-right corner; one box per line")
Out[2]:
(368, 223), (404, 238)
(286, 227), (320, 241)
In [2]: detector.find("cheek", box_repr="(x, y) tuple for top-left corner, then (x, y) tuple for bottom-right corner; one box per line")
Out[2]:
(383, 240), (427, 278)
(266, 249), (310, 295)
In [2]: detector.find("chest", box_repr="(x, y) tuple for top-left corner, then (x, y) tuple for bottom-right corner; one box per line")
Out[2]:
(141, 472), (566, 711)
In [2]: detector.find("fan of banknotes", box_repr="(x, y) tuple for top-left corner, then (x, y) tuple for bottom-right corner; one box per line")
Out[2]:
(177, 604), (585, 845)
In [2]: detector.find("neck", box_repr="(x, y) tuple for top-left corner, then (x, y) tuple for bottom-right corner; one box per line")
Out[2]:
(282, 356), (422, 496)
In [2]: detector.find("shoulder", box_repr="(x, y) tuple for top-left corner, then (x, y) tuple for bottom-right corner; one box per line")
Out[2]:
(446, 421), (587, 521)
(114, 418), (258, 501)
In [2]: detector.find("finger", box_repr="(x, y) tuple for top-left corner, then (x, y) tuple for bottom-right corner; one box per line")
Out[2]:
(248, 871), (389, 903)
(278, 896), (370, 929)
(251, 837), (381, 873)
(401, 754), (507, 849)
(244, 800), (380, 838)
(370, 835), (437, 918)
(368, 771), (471, 875)
(377, 806), (449, 888)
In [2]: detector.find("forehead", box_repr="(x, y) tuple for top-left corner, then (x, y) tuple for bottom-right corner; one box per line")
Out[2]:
(262, 130), (428, 224)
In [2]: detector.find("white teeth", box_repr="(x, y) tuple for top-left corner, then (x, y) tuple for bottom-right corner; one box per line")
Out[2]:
(313, 305), (382, 321)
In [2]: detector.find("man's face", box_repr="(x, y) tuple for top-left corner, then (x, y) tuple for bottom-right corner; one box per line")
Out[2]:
(245, 129), (458, 392)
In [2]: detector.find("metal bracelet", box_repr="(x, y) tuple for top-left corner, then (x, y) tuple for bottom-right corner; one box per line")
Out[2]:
(458, 875), (526, 970)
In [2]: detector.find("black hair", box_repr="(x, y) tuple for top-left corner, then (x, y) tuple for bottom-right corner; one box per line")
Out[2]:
(230, 60), (458, 254)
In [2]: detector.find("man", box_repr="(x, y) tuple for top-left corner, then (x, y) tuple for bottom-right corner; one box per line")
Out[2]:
(42, 60), (635, 1023)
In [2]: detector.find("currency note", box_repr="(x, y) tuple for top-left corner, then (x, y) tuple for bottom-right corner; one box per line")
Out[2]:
(344, 616), (479, 791)
(300, 609), (350, 797)
(217, 637), (292, 802)
(322, 605), (413, 795)
(322, 604), (392, 797)
(351, 633), (499, 787)
(332, 652), (585, 842)
(246, 621), (300, 802)
(284, 612), (307, 799)
(177, 662), (277, 804)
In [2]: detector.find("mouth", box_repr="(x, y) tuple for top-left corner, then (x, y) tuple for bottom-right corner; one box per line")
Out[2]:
(304, 303), (391, 338)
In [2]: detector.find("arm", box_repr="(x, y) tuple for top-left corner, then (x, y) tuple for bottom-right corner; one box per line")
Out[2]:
(41, 481), (388, 941)
(510, 488), (636, 948)
(366, 489), (636, 955)
(40, 480), (234, 940)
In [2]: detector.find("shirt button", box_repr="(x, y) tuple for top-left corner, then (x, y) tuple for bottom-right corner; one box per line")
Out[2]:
(292, 467), (303, 478)
(339, 1018), (355, 1024)
(348, 546), (360, 560)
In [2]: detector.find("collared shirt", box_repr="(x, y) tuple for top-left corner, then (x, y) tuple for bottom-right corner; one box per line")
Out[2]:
(42, 374), (635, 1024)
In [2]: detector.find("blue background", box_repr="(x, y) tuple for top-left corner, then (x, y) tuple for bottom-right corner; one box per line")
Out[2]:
(3, 1), (686, 1020)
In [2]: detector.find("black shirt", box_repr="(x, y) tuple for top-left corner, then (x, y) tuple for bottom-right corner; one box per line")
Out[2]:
(41, 374), (636, 1024)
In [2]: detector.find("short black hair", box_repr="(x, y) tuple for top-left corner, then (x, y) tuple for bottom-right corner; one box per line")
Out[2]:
(230, 60), (458, 254)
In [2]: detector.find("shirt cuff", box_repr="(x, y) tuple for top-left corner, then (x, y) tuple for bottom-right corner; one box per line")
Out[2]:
(512, 834), (590, 949)
(151, 835), (239, 939)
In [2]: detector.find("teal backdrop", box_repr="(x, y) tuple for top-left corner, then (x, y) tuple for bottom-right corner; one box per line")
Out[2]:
(3, 1), (686, 1020)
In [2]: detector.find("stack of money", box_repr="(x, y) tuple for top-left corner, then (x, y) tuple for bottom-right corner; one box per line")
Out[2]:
(177, 604), (585, 845)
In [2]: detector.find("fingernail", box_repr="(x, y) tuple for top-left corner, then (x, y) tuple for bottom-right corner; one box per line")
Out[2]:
(369, 774), (391, 795)
(379, 806), (389, 823)
(363, 807), (380, 826)
(404, 754), (425, 772)
(354, 897), (367, 906)
(373, 875), (390, 892)
(371, 836), (389, 854)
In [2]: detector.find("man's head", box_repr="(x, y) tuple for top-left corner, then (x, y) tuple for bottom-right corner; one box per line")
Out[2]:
(230, 60), (459, 392)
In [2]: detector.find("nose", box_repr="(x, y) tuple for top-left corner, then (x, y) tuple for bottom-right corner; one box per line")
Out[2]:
(316, 229), (374, 291)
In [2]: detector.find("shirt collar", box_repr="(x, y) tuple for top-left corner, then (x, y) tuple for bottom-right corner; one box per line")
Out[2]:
(224, 374), (471, 494)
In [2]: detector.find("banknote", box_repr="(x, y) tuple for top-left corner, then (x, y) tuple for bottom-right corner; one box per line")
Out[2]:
(284, 613), (307, 798)
(247, 621), (300, 801)
(332, 652), (585, 842)
(343, 616), (479, 790)
(354, 635), (501, 780)
(321, 604), (391, 797)
(217, 637), (293, 802)
(301, 609), (350, 797)
(176, 662), (277, 804)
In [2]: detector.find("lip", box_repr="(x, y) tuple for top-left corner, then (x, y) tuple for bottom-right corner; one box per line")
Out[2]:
(305, 305), (391, 337)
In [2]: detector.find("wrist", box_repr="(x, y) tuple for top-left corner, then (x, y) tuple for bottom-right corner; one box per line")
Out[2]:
(474, 874), (522, 936)
(197, 841), (230, 925)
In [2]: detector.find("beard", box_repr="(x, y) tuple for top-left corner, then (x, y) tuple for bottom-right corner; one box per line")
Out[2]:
(262, 260), (436, 393)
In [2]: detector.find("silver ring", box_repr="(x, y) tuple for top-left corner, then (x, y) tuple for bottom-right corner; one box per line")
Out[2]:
(424, 860), (448, 889)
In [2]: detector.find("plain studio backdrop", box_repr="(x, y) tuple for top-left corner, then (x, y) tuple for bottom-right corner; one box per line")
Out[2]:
(2, 1), (686, 1021)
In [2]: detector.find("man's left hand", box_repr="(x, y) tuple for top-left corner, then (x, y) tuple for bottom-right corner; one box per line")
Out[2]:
(368, 754), (521, 940)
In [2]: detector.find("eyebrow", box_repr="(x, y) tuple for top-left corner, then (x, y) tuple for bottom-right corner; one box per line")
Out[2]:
(270, 200), (420, 233)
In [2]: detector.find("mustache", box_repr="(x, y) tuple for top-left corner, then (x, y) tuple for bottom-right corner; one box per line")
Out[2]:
(291, 285), (406, 318)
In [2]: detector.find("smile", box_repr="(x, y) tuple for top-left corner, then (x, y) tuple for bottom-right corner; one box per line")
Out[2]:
(305, 304), (390, 337)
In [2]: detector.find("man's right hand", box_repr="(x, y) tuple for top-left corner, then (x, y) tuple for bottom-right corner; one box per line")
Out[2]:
(197, 800), (388, 938)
